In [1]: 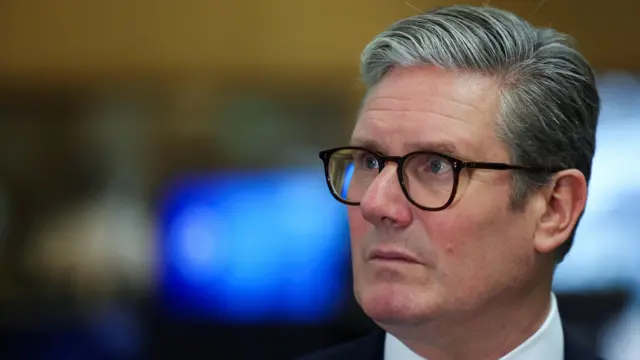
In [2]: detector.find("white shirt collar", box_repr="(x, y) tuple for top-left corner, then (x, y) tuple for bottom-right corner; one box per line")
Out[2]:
(384, 293), (564, 360)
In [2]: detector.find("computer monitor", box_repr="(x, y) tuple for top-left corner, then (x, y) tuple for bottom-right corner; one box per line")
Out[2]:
(158, 168), (350, 324)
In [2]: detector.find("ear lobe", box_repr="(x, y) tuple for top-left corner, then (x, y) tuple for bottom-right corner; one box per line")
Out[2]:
(534, 170), (587, 254)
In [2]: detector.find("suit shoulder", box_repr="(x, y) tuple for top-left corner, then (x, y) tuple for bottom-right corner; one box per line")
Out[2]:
(297, 330), (385, 360)
(564, 330), (605, 360)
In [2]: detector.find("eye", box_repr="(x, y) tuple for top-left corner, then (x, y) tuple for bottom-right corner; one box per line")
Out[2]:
(427, 158), (449, 174)
(355, 151), (379, 170)
(416, 154), (453, 175)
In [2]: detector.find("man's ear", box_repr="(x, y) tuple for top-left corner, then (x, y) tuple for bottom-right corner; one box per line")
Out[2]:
(534, 169), (587, 254)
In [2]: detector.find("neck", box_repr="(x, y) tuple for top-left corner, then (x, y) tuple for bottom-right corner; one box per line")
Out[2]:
(385, 283), (553, 360)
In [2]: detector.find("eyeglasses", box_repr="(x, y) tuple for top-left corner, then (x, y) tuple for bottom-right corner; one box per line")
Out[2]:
(319, 146), (564, 211)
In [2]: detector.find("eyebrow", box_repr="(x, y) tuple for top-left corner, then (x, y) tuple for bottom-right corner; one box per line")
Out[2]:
(349, 138), (458, 156)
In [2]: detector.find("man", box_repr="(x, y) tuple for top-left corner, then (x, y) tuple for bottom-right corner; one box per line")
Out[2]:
(302, 4), (603, 360)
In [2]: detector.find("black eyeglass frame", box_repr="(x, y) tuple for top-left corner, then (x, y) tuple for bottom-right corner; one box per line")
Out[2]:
(319, 146), (566, 211)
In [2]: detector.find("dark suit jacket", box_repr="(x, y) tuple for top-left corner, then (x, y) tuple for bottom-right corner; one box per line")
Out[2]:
(298, 326), (604, 360)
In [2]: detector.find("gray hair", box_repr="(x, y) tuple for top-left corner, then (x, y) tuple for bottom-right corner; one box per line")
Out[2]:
(360, 5), (600, 263)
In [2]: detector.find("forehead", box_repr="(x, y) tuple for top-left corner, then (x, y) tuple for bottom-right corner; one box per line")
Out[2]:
(353, 66), (504, 159)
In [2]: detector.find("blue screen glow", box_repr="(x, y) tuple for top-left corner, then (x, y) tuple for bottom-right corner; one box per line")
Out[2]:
(340, 163), (354, 199)
(158, 168), (350, 323)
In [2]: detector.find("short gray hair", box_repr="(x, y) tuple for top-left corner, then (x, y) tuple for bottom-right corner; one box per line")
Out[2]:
(360, 5), (600, 263)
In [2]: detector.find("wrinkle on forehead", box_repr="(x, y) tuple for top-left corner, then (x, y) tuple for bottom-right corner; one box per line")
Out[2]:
(353, 66), (503, 160)
(353, 116), (478, 159)
(361, 67), (499, 122)
(362, 98), (475, 128)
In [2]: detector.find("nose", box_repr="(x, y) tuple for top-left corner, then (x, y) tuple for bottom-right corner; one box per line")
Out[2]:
(359, 163), (413, 228)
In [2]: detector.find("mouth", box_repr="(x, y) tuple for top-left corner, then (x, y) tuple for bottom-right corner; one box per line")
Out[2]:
(368, 248), (422, 265)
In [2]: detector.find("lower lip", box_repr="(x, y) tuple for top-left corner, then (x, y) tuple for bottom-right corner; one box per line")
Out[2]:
(370, 257), (420, 265)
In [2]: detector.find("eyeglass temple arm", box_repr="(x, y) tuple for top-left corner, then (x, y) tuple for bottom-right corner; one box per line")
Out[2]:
(463, 162), (565, 172)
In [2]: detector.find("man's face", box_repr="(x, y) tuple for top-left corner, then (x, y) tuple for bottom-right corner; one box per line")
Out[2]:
(348, 66), (541, 327)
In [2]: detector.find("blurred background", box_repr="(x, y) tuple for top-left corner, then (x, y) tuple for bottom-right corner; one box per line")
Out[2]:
(0, 0), (638, 359)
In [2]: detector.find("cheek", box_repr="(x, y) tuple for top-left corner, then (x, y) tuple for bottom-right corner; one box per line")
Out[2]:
(420, 205), (509, 280)
(347, 209), (370, 299)
(347, 208), (368, 257)
(421, 200), (535, 296)
(427, 181), (514, 255)
(347, 208), (367, 238)
(422, 210), (478, 255)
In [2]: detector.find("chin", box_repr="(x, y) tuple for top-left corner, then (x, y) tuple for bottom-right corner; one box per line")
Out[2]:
(355, 280), (440, 327)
